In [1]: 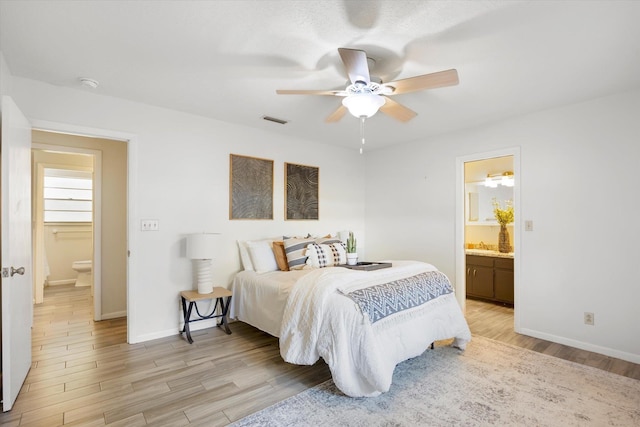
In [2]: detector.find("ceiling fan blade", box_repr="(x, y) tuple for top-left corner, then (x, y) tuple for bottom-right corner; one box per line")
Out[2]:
(379, 96), (417, 122)
(383, 69), (459, 95)
(338, 48), (370, 85)
(276, 89), (346, 96)
(325, 105), (348, 123)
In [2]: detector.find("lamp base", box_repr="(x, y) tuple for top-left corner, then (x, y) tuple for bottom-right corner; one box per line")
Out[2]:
(194, 259), (213, 294)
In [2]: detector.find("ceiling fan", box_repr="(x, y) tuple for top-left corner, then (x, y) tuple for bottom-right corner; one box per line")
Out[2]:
(276, 47), (459, 123)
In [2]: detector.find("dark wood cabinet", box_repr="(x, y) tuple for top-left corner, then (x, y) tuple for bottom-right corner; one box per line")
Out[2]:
(494, 258), (514, 303)
(466, 255), (494, 299)
(466, 255), (514, 304)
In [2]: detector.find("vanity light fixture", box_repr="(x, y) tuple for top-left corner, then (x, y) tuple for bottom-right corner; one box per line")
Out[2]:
(501, 171), (514, 187)
(484, 175), (498, 188)
(484, 171), (514, 188)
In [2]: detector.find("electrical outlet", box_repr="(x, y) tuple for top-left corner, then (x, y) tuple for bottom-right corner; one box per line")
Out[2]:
(141, 219), (159, 231)
(525, 220), (533, 231)
(584, 312), (594, 326)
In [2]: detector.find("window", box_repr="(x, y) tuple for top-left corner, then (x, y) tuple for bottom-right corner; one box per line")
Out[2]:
(44, 168), (93, 223)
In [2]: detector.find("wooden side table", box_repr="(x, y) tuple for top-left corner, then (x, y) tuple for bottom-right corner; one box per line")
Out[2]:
(180, 287), (232, 344)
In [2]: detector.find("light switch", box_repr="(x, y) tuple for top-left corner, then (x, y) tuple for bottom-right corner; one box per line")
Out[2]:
(525, 220), (533, 231)
(141, 219), (159, 231)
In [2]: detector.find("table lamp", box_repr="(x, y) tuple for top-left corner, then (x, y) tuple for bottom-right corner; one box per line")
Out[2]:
(186, 233), (220, 294)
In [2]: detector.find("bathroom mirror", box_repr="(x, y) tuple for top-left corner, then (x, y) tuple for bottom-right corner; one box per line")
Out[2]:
(466, 182), (513, 224)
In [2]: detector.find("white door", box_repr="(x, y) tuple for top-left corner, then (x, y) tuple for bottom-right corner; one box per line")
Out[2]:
(1, 96), (33, 411)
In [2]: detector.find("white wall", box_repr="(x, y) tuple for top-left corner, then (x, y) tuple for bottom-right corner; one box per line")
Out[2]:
(10, 75), (365, 343)
(0, 52), (12, 99)
(365, 89), (640, 363)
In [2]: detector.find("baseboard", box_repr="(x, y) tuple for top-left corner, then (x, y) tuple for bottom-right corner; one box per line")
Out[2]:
(46, 279), (76, 286)
(519, 327), (640, 364)
(131, 318), (220, 344)
(101, 310), (126, 320)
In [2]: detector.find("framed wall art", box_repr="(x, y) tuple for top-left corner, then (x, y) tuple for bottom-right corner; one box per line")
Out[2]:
(285, 162), (319, 220)
(229, 154), (274, 220)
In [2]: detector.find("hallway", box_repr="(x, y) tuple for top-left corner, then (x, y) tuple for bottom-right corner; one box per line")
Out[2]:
(32, 284), (126, 354)
(2, 284), (126, 425)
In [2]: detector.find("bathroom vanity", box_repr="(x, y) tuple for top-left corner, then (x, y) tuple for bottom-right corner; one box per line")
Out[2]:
(465, 250), (514, 305)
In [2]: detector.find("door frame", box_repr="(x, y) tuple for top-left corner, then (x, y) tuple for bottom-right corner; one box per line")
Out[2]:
(30, 119), (138, 343)
(455, 147), (521, 333)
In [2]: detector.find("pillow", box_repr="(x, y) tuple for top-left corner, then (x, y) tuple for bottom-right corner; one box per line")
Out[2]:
(283, 237), (314, 270)
(247, 240), (279, 273)
(283, 234), (310, 240)
(284, 236), (343, 270)
(238, 237), (279, 271)
(237, 240), (254, 271)
(272, 241), (289, 271)
(306, 242), (347, 268)
(315, 237), (342, 245)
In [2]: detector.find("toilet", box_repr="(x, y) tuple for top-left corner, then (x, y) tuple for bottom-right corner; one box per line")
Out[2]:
(72, 260), (92, 287)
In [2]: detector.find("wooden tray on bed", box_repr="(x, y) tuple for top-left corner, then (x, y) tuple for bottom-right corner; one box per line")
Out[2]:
(339, 262), (392, 271)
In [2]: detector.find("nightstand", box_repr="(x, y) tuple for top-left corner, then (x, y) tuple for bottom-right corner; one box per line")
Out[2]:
(180, 287), (232, 344)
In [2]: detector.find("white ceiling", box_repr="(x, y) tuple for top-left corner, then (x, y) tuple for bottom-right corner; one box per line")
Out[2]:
(1, 1), (639, 152)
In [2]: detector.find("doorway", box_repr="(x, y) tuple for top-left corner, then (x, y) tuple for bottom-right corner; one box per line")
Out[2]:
(31, 130), (128, 325)
(32, 150), (96, 307)
(456, 148), (521, 333)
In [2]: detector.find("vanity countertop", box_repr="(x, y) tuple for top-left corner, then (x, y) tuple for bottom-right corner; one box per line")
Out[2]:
(465, 249), (514, 259)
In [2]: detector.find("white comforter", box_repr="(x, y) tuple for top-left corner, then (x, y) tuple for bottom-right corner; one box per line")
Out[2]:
(279, 260), (471, 397)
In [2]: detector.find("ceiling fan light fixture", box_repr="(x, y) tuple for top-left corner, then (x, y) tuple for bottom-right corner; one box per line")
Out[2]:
(342, 93), (385, 118)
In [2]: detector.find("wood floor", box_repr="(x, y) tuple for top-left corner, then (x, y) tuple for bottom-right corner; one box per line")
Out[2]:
(1, 285), (638, 426)
(465, 298), (640, 379)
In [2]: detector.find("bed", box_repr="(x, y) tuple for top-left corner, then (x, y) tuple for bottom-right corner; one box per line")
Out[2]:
(230, 259), (471, 397)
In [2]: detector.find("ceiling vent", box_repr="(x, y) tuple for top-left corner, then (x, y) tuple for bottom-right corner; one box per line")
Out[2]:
(262, 116), (288, 125)
(79, 77), (99, 89)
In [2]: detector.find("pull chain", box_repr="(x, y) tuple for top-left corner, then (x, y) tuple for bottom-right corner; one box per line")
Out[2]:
(359, 116), (366, 154)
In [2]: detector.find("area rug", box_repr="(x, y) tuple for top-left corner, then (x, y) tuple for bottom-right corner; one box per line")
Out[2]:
(230, 336), (640, 426)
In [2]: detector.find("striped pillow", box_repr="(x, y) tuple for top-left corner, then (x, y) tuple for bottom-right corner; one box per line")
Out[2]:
(283, 237), (314, 270)
(306, 242), (347, 268)
(284, 236), (342, 270)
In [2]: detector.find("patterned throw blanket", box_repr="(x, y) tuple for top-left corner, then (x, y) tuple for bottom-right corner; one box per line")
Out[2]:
(344, 271), (453, 324)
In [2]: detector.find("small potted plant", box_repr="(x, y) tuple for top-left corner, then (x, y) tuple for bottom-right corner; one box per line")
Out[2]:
(346, 231), (358, 265)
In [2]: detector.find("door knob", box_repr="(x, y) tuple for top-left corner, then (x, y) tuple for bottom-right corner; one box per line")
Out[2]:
(10, 266), (25, 277)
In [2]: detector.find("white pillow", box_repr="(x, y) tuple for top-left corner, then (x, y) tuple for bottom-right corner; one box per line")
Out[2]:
(238, 237), (281, 270)
(305, 242), (347, 268)
(237, 240), (254, 271)
(247, 240), (279, 273)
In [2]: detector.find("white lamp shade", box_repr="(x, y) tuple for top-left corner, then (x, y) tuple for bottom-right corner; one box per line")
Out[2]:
(342, 93), (385, 118)
(186, 233), (219, 259)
